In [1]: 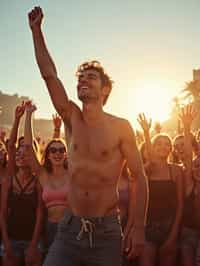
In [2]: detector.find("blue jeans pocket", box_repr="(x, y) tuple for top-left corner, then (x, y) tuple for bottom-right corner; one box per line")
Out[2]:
(103, 222), (122, 239)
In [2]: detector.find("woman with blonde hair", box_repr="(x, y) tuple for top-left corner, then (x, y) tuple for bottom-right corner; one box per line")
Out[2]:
(138, 113), (183, 266)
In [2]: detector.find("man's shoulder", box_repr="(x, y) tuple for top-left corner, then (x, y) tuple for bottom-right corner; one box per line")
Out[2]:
(105, 113), (134, 139)
(105, 112), (131, 126)
(69, 100), (81, 113)
(63, 100), (81, 121)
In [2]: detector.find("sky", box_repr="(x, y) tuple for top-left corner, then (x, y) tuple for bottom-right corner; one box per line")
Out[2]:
(1, 0), (200, 128)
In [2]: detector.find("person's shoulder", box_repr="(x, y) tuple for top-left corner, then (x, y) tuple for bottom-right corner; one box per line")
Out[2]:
(69, 100), (79, 110)
(169, 162), (183, 171)
(34, 176), (43, 191)
(193, 155), (200, 165)
(1, 175), (11, 188)
(38, 168), (49, 187)
(105, 113), (132, 127)
(61, 100), (81, 116)
(169, 162), (183, 181)
(68, 100), (83, 119)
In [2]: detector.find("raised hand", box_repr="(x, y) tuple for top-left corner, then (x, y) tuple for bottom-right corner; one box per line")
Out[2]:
(52, 113), (62, 129)
(137, 113), (152, 133)
(25, 101), (37, 114)
(179, 104), (197, 130)
(15, 101), (26, 120)
(28, 6), (43, 30)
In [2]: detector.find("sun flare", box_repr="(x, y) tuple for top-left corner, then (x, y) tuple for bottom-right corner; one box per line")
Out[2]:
(126, 81), (174, 127)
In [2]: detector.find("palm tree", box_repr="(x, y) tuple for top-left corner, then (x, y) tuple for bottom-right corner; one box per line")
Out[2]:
(182, 80), (200, 103)
(181, 80), (200, 130)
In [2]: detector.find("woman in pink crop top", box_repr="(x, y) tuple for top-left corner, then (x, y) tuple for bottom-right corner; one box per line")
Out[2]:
(24, 102), (69, 255)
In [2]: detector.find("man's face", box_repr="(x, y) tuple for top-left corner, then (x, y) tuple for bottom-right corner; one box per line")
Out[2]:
(77, 69), (103, 103)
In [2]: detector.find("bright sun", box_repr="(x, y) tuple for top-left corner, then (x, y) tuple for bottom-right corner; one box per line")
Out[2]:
(127, 81), (173, 125)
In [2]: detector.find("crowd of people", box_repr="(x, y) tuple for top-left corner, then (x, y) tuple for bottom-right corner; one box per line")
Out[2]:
(1, 100), (200, 266)
(1, 5), (200, 266)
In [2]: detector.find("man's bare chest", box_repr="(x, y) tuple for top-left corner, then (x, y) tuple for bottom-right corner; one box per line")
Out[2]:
(68, 124), (120, 160)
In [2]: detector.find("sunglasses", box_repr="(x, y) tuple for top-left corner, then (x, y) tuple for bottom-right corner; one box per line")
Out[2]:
(48, 147), (66, 154)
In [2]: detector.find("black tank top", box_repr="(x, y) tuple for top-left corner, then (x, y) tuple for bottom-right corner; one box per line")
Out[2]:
(147, 165), (177, 222)
(7, 175), (38, 241)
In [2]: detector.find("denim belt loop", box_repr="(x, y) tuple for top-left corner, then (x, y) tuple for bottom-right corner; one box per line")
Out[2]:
(65, 212), (73, 225)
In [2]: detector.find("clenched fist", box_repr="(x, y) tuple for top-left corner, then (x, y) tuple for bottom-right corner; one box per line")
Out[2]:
(28, 6), (43, 30)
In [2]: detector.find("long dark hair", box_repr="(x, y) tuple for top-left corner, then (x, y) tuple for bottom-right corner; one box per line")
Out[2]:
(42, 139), (68, 173)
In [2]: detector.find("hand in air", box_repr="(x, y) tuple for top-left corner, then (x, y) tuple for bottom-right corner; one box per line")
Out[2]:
(15, 101), (26, 120)
(28, 6), (43, 30)
(25, 101), (37, 113)
(137, 113), (152, 133)
(52, 113), (62, 129)
(179, 104), (197, 130)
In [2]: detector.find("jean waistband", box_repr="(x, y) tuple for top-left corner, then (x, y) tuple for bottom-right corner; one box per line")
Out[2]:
(63, 209), (121, 225)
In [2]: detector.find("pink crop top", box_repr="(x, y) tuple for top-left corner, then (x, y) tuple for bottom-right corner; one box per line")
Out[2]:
(42, 182), (68, 208)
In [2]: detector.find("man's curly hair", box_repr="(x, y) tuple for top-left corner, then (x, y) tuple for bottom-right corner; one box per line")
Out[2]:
(76, 60), (113, 105)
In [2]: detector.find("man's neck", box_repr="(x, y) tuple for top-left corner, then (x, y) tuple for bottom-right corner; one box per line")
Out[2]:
(82, 102), (104, 125)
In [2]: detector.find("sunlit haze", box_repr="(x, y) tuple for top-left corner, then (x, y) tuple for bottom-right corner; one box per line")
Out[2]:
(133, 81), (173, 122)
(1, 0), (200, 130)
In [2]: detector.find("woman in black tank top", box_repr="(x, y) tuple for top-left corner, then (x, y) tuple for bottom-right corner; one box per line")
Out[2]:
(1, 103), (44, 266)
(0, 140), (8, 181)
(138, 114), (184, 266)
(0, 140), (9, 265)
(177, 104), (200, 266)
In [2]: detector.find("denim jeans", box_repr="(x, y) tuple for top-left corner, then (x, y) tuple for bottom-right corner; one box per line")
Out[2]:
(1, 240), (44, 257)
(43, 209), (123, 266)
(45, 221), (58, 251)
(180, 226), (200, 266)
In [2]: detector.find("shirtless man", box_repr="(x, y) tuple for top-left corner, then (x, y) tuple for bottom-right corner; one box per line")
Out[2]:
(28, 6), (148, 266)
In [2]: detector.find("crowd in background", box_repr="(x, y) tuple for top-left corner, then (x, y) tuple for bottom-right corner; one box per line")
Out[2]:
(0, 101), (200, 266)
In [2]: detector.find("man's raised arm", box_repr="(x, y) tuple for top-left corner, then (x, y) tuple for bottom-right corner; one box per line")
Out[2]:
(28, 6), (72, 121)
